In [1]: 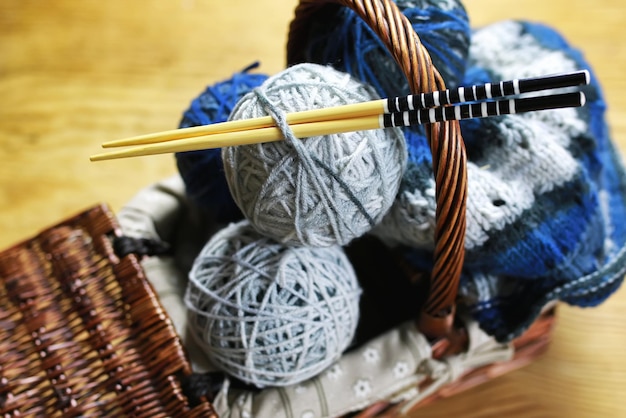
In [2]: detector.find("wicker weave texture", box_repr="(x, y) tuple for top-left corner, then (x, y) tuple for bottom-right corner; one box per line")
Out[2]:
(0, 204), (216, 418)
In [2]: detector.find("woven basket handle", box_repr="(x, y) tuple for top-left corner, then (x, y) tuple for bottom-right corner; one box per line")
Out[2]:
(287, 0), (468, 339)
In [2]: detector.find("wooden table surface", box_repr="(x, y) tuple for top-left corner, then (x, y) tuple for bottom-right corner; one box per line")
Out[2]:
(1, 1), (625, 417)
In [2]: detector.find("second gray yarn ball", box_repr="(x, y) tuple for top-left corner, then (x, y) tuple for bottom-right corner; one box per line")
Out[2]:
(185, 220), (362, 388)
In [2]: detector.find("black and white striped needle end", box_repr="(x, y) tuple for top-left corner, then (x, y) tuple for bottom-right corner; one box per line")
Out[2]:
(381, 91), (586, 128)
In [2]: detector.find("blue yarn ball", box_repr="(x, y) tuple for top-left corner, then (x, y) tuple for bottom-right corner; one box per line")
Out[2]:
(300, 0), (471, 97)
(175, 63), (269, 223)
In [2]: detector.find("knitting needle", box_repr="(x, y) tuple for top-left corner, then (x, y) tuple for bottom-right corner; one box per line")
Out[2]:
(101, 70), (590, 148)
(90, 91), (585, 161)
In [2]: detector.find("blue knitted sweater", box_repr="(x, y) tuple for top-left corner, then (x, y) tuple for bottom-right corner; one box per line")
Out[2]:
(376, 20), (626, 341)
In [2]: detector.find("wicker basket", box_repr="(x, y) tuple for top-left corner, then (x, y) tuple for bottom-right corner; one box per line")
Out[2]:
(0, 0), (558, 416)
(0, 204), (217, 417)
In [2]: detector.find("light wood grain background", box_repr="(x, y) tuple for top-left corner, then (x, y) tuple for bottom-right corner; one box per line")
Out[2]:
(1, 1), (625, 417)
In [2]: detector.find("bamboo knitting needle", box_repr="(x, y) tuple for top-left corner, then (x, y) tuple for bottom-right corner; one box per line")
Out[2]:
(101, 70), (590, 148)
(90, 92), (586, 162)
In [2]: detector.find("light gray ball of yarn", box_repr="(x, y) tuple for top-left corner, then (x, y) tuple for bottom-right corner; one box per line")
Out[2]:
(184, 220), (362, 388)
(222, 63), (407, 247)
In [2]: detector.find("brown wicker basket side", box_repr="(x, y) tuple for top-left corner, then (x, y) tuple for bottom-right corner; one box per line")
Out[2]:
(0, 204), (216, 418)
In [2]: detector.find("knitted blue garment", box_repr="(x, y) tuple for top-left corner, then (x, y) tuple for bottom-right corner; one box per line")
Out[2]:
(175, 63), (268, 223)
(378, 20), (626, 342)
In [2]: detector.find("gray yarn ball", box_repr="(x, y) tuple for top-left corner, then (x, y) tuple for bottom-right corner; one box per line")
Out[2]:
(184, 220), (362, 388)
(222, 63), (407, 247)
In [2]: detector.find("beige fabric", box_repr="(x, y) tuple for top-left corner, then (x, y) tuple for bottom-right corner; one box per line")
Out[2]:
(117, 175), (220, 372)
(117, 176), (514, 416)
(212, 319), (513, 418)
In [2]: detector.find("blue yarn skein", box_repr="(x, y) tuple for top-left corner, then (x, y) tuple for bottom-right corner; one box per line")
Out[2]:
(176, 62), (268, 223)
(301, 0), (471, 98)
